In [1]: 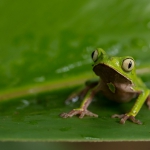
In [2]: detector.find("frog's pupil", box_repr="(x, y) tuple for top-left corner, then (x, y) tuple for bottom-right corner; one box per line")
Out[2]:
(91, 51), (95, 59)
(128, 61), (132, 69)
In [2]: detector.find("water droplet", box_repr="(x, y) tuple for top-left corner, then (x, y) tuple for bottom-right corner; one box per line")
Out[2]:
(84, 136), (100, 140)
(34, 76), (45, 82)
(55, 59), (92, 73)
(17, 99), (30, 110)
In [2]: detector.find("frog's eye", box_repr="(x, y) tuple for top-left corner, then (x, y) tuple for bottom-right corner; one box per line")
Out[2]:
(122, 58), (134, 72)
(91, 50), (99, 62)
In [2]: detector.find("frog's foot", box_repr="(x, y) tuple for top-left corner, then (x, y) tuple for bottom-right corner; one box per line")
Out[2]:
(112, 114), (142, 125)
(60, 109), (98, 118)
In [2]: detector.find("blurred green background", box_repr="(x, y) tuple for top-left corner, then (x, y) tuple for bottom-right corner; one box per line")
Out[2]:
(1, 0), (150, 144)
(1, 0), (150, 92)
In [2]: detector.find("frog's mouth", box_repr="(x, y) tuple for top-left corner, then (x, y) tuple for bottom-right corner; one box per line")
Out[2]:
(93, 63), (132, 84)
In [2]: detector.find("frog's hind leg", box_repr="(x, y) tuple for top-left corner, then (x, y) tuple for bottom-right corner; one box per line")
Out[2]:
(146, 94), (150, 109)
(65, 79), (99, 104)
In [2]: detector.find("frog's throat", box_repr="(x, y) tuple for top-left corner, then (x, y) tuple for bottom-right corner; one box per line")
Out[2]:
(93, 63), (133, 84)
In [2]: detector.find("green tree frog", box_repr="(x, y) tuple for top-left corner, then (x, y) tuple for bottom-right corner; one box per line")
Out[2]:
(61, 48), (150, 124)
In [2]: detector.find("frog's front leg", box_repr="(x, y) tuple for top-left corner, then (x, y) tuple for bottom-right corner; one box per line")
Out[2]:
(112, 89), (150, 124)
(61, 86), (99, 118)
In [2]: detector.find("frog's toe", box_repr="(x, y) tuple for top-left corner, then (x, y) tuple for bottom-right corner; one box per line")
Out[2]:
(60, 109), (98, 118)
(128, 116), (142, 124)
(112, 114), (124, 119)
(60, 112), (70, 118)
(79, 110), (98, 118)
(60, 109), (80, 118)
(112, 114), (129, 124)
(111, 114), (142, 124)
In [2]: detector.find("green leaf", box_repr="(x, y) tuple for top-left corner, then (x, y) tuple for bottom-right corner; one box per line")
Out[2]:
(0, 0), (150, 141)
(0, 85), (150, 142)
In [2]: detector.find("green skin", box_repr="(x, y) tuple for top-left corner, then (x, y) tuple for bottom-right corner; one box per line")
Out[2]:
(61, 48), (150, 124)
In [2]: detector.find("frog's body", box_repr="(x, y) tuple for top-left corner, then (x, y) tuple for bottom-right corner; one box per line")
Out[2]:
(61, 48), (150, 124)
(94, 63), (146, 103)
(94, 64), (137, 103)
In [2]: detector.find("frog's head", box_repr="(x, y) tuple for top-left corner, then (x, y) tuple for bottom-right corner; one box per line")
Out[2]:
(91, 48), (137, 84)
